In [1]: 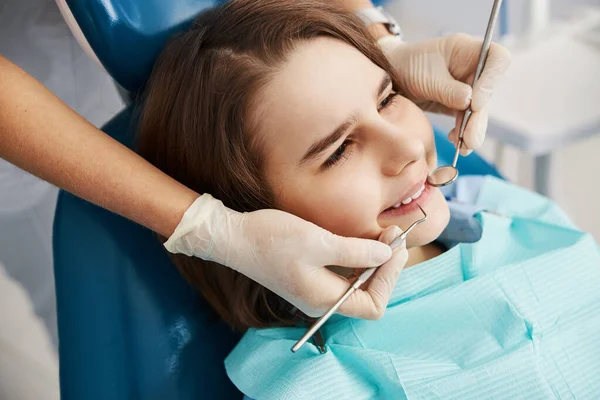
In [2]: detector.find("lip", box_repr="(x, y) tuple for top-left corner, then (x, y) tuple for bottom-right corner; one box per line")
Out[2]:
(382, 174), (428, 212)
(380, 182), (433, 217)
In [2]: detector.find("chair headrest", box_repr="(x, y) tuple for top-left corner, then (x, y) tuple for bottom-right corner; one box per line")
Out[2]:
(66, 0), (223, 93)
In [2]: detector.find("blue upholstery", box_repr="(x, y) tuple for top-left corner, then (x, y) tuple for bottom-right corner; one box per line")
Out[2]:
(65, 0), (389, 93)
(53, 107), (242, 400)
(53, 1), (503, 399)
(65, 0), (226, 93)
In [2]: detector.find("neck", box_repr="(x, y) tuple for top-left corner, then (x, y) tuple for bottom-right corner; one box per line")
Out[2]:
(406, 243), (445, 268)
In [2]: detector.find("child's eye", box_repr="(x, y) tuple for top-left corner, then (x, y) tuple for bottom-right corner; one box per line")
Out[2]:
(320, 92), (398, 171)
(322, 140), (352, 170)
(378, 91), (399, 111)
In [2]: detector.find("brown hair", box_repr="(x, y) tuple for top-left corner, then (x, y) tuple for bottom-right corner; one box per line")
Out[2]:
(137, 0), (400, 331)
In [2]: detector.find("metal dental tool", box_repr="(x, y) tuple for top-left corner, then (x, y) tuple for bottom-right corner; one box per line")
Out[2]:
(427, 0), (503, 188)
(291, 205), (428, 353)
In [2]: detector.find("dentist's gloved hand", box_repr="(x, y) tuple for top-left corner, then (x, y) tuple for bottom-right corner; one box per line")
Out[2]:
(380, 33), (511, 155)
(164, 194), (408, 319)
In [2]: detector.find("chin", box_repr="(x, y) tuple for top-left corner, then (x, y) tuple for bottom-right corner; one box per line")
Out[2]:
(405, 189), (450, 248)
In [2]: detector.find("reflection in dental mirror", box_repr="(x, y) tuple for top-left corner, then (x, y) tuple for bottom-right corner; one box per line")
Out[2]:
(427, 165), (458, 187)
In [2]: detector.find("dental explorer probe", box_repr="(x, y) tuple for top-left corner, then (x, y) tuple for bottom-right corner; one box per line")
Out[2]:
(292, 205), (428, 353)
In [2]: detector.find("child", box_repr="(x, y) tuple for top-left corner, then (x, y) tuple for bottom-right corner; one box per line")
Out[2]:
(138, 1), (600, 398)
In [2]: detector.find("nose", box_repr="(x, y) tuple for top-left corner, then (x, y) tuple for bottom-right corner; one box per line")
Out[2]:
(373, 121), (426, 177)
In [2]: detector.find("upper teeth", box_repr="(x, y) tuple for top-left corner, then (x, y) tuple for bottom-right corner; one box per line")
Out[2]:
(392, 184), (425, 208)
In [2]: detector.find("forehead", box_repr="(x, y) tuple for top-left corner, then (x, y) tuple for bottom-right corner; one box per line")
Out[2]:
(251, 37), (385, 163)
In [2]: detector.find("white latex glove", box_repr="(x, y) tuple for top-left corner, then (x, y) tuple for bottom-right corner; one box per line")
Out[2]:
(164, 194), (409, 319)
(380, 34), (511, 156)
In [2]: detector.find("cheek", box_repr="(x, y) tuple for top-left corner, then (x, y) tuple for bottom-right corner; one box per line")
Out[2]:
(424, 127), (438, 171)
(273, 168), (382, 239)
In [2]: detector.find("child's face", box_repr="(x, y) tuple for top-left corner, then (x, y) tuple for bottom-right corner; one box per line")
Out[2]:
(252, 37), (450, 247)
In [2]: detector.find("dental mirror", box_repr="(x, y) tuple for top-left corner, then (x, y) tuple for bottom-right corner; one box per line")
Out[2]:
(427, 165), (459, 187)
(427, 0), (503, 188)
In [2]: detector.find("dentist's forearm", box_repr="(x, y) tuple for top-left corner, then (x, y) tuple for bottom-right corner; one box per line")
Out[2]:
(337, 0), (375, 10)
(0, 55), (197, 237)
(336, 0), (393, 39)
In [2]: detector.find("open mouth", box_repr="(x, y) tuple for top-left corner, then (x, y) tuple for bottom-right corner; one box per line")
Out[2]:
(381, 181), (433, 217)
(385, 183), (426, 210)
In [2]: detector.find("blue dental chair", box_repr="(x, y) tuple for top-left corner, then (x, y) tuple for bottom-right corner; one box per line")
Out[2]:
(52, 1), (502, 399)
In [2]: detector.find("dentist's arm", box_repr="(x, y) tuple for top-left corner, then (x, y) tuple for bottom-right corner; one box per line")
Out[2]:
(337, 0), (390, 38)
(0, 55), (196, 237)
(0, 55), (400, 319)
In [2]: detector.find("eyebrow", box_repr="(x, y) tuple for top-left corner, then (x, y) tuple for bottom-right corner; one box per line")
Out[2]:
(299, 73), (392, 166)
(377, 74), (392, 101)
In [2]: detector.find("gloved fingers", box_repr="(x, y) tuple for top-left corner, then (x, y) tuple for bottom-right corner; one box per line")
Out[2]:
(420, 61), (472, 112)
(378, 225), (403, 246)
(448, 114), (472, 157)
(365, 226), (406, 287)
(471, 42), (511, 112)
(434, 76), (472, 112)
(335, 226), (406, 319)
(417, 101), (457, 117)
(290, 269), (352, 318)
(395, 44), (472, 113)
(337, 240), (408, 320)
(341, 226), (402, 283)
(463, 107), (489, 151)
(326, 233), (392, 269)
(448, 106), (488, 155)
(284, 230), (394, 317)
